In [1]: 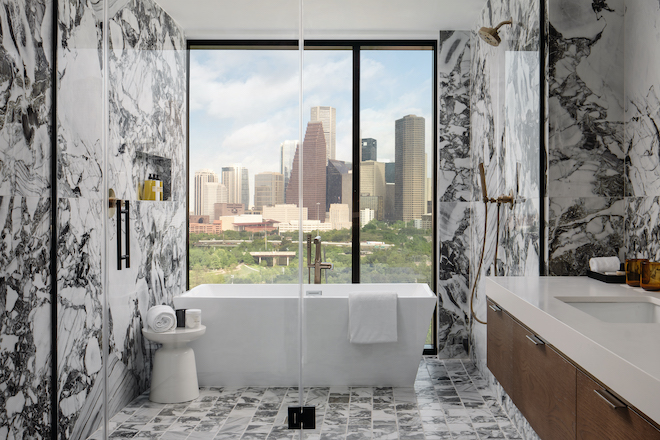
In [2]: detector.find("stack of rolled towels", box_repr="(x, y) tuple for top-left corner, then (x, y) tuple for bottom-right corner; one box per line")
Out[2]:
(589, 256), (621, 274)
(146, 305), (177, 333)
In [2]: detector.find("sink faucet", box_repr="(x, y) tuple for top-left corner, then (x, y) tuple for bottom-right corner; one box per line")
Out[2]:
(307, 234), (333, 284)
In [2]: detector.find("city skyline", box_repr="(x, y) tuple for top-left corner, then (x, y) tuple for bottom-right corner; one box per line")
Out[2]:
(189, 49), (433, 209)
(193, 114), (428, 225)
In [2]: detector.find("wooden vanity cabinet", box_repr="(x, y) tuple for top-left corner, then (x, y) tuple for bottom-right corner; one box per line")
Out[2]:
(511, 316), (576, 440)
(577, 371), (660, 440)
(488, 298), (576, 439)
(487, 297), (660, 440)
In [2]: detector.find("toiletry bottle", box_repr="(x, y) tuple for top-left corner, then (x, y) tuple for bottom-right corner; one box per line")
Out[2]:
(144, 174), (155, 201)
(154, 174), (163, 201)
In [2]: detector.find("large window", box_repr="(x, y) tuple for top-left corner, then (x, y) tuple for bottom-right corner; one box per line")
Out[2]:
(187, 42), (435, 289)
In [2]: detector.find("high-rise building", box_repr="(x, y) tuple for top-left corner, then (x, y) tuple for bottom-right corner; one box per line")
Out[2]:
(329, 204), (351, 230)
(385, 162), (396, 184)
(360, 196), (382, 221)
(360, 160), (386, 220)
(262, 204), (307, 223)
(254, 172), (284, 211)
(222, 165), (249, 208)
(361, 138), (377, 161)
(241, 168), (249, 208)
(326, 159), (352, 212)
(213, 203), (244, 219)
(342, 170), (353, 213)
(194, 169), (218, 215)
(385, 182), (396, 221)
(395, 115), (425, 222)
(310, 106), (336, 163)
(360, 208), (375, 227)
(280, 140), (298, 194)
(203, 181), (228, 220)
(286, 121), (327, 222)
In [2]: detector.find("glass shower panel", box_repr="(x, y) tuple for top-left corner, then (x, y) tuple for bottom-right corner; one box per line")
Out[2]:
(56, 0), (107, 438)
(102, 0), (188, 438)
(301, 48), (353, 284)
(359, 49), (434, 285)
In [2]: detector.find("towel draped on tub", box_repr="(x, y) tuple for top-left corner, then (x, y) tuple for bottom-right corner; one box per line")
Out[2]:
(348, 291), (398, 344)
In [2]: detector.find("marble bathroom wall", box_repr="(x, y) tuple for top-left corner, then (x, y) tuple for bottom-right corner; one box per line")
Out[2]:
(437, 31), (471, 358)
(546, 0), (625, 274)
(0, 0), (53, 438)
(0, 196), (52, 439)
(56, 0), (187, 438)
(624, 0), (660, 261)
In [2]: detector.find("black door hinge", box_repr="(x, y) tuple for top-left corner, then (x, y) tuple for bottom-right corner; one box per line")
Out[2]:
(288, 406), (316, 430)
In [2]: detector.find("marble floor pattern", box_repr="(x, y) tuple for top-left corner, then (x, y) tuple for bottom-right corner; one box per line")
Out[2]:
(93, 358), (522, 440)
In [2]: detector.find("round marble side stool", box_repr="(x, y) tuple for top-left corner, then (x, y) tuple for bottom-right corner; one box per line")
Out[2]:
(142, 325), (206, 403)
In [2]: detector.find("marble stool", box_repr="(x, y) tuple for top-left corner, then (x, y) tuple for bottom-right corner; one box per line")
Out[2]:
(142, 325), (206, 403)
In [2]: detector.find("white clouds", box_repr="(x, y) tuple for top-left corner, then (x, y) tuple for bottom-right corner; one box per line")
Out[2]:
(189, 48), (434, 205)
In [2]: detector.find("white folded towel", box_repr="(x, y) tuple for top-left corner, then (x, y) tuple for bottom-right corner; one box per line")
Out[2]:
(146, 305), (177, 333)
(349, 292), (398, 344)
(589, 257), (620, 273)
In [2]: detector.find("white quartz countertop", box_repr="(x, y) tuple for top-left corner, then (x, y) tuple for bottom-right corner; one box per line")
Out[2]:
(485, 276), (660, 424)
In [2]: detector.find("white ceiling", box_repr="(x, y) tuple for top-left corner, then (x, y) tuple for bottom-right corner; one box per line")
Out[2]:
(154, 0), (487, 40)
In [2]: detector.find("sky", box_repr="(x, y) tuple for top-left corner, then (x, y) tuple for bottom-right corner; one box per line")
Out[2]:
(189, 47), (433, 208)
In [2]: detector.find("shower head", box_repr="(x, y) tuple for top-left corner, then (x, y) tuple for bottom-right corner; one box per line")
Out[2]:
(478, 19), (512, 46)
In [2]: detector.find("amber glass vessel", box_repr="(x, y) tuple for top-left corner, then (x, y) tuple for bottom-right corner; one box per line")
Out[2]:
(625, 258), (649, 287)
(640, 261), (660, 291)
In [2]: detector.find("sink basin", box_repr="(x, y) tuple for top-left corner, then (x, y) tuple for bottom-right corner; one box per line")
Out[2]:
(557, 296), (660, 324)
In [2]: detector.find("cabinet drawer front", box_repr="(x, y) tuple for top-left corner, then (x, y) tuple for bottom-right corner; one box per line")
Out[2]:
(487, 299), (514, 396)
(577, 371), (660, 440)
(512, 320), (576, 440)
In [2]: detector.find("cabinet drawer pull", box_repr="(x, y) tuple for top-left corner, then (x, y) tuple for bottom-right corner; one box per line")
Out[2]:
(594, 389), (626, 409)
(489, 304), (502, 312)
(525, 334), (545, 345)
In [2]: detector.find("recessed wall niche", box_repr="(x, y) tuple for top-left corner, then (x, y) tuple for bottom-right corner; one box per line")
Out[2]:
(135, 151), (172, 201)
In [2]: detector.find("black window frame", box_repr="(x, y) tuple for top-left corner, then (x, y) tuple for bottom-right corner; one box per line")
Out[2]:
(186, 39), (438, 354)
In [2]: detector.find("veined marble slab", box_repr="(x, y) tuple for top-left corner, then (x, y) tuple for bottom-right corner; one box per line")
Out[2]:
(0, 195), (51, 439)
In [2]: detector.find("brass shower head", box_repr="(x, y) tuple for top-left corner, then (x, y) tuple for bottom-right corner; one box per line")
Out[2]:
(478, 19), (512, 46)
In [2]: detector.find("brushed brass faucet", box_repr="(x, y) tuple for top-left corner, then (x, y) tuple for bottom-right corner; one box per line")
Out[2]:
(307, 234), (333, 284)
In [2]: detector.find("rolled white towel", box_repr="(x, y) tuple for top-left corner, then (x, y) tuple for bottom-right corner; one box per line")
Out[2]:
(589, 257), (620, 273)
(146, 305), (177, 333)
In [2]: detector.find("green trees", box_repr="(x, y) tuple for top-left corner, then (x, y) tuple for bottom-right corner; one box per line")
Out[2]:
(188, 222), (432, 287)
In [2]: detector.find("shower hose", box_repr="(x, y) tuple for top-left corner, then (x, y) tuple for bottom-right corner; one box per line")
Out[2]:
(469, 200), (501, 325)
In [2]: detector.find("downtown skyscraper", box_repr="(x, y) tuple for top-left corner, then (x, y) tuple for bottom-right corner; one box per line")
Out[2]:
(194, 169), (218, 215)
(222, 165), (249, 208)
(395, 115), (425, 222)
(310, 106), (336, 164)
(280, 140), (298, 195)
(286, 121), (327, 222)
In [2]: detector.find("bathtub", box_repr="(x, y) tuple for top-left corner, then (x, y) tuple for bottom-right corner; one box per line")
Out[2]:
(173, 283), (436, 387)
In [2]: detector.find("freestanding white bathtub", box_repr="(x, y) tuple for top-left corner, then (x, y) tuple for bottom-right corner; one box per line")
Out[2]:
(173, 283), (436, 387)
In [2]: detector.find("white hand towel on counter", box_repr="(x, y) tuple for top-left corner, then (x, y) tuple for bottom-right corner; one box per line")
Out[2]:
(349, 292), (398, 344)
(589, 257), (620, 273)
(146, 305), (177, 333)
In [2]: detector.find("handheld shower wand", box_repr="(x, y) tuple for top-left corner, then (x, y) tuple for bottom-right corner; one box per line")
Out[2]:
(470, 164), (490, 325)
(479, 163), (488, 202)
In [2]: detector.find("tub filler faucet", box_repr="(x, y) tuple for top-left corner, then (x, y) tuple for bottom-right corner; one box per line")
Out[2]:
(307, 234), (333, 284)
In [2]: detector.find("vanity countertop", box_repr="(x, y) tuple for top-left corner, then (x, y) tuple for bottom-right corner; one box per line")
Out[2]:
(485, 276), (660, 424)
